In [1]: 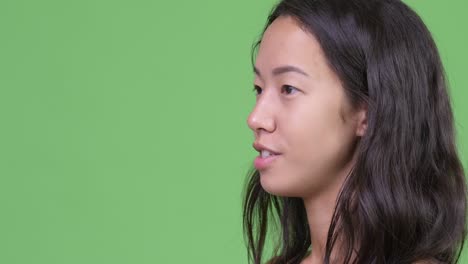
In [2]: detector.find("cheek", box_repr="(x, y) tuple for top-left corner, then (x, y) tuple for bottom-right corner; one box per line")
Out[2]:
(287, 101), (340, 161)
(288, 115), (336, 172)
(260, 95), (355, 196)
(284, 103), (351, 186)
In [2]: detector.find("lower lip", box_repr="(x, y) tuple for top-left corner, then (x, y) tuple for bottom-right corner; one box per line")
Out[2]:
(254, 154), (281, 170)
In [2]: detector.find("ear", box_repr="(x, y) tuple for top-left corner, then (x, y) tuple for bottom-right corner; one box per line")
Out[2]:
(355, 104), (368, 137)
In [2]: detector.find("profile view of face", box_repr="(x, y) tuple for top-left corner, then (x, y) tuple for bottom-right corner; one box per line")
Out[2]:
(247, 15), (365, 198)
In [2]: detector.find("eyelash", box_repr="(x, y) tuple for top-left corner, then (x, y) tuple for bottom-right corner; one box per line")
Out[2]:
(252, 85), (299, 96)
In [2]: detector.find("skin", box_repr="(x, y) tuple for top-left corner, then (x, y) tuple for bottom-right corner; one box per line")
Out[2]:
(246, 15), (367, 263)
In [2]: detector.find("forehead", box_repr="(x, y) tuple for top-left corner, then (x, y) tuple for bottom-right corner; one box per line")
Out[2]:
(255, 16), (327, 80)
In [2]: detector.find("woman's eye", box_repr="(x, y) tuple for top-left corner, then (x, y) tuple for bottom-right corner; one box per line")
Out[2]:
(253, 85), (262, 96)
(252, 85), (299, 96)
(282, 85), (299, 95)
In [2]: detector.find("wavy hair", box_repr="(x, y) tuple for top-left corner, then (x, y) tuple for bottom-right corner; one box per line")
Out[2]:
(242, 0), (467, 263)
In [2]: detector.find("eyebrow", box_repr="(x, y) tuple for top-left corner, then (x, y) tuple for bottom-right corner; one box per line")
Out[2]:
(254, 65), (310, 78)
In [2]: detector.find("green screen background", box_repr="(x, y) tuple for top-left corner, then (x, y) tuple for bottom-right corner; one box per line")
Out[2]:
(0, 0), (466, 263)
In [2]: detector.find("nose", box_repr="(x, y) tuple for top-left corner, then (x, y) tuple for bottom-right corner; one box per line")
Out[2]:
(246, 97), (276, 135)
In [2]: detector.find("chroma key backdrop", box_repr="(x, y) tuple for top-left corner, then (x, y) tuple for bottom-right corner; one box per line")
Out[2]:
(0, 0), (467, 263)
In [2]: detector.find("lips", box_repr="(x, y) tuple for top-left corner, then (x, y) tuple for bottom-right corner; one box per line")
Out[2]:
(252, 142), (281, 155)
(254, 152), (280, 170)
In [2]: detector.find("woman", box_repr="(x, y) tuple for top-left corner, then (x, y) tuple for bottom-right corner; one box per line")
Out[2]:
(242, 0), (467, 263)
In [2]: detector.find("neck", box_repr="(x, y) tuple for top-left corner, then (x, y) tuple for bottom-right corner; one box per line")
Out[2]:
(301, 149), (358, 264)
(301, 184), (342, 263)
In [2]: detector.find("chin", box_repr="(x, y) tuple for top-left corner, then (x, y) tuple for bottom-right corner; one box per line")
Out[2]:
(259, 172), (299, 197)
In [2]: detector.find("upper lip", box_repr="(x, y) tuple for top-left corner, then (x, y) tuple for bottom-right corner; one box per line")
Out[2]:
(253, 142), (281, 155)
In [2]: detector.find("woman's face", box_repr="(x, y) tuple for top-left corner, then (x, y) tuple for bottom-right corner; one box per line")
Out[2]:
(247, 16), (366, 198)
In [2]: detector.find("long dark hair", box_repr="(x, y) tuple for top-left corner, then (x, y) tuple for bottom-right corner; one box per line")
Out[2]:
(242, 0), (467, 263)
